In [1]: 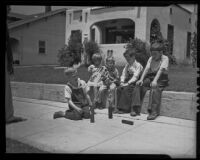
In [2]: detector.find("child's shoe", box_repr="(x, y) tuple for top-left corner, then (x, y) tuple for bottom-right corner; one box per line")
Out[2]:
(53, 111), (64, 119)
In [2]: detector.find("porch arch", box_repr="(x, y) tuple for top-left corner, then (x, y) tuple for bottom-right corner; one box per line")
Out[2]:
(90, 18), (135, 44)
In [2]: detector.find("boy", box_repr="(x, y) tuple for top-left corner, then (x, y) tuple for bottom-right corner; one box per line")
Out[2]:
(131, 42), (169, 120)
(97, 56), (120, 109)
(87, 53), (107, 107)
(114, 48), (143, 114)
(53, 68), (92, 120)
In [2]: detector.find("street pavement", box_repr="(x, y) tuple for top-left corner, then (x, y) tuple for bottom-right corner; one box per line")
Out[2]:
(6, 97), (196, 158)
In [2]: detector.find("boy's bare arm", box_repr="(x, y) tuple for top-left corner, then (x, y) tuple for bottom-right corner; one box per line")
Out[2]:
(83, 88), (93, 106)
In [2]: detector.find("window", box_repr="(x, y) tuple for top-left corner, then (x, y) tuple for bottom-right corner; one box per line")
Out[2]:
(38, 40), (46, 54)
(73, 10), (82, 20)
(167, 24), (174, 55)
(170, 8), (172, 15)
(79, 15), (82, 22)
(189, 18), (191, 23)
(85, 12), (88, 23)
(69, 13), (72, 24)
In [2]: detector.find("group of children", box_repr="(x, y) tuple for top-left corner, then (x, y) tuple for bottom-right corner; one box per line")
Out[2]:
(53, 42), (169, 121)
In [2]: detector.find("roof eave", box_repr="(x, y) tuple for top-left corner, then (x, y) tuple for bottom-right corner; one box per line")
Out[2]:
(8, 8), (66, 30)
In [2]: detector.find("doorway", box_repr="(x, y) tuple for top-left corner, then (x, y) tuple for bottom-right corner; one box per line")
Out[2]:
(167, 24), (174, 55)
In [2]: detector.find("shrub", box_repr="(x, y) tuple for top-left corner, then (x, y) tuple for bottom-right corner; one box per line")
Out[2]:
(161, 39), (177, 65)
(125, 38), (150, 67)
(57, 31), (83, 67)
(84, 40), (100, 65)
(190, 32), (197, 67)
(151, 33), (177, 65)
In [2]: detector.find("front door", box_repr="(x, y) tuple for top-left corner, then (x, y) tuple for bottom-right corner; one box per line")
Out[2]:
(186, 32), (191, 58)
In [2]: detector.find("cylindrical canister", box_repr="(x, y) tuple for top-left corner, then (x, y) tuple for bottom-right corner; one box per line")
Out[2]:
(90, 105), (94, 123)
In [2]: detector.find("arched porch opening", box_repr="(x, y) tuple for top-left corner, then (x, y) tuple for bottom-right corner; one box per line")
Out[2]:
(90, 18), (135, 44)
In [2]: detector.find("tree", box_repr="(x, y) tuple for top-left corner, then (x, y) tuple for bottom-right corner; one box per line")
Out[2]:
(150, 30), (177, 65)
(57, 32), (83, 67)
(190, 32), (197, 67)
(125, 38), (150, 68)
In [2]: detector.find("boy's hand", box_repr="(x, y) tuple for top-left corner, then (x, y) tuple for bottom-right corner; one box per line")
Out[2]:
(151, 80), (157, 88)
(136, 79), (143, 86)
(88, 65), (95, 72)
(97, 81), (103, 87)
(76, 108), (83, 114)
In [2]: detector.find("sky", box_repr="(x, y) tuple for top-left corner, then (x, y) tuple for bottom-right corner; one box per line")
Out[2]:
(10, 5), (195, 15)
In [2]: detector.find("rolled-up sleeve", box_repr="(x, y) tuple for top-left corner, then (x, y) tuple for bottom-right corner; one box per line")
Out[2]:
(64, 85), (72, 99)
(128, 63), (143, 84)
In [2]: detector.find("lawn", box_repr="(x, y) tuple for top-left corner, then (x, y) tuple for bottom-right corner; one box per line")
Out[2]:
(12, 64), (197, 92)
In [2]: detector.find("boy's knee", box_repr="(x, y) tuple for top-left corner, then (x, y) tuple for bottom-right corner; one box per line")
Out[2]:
(110, 83), (116, 90)
(151, 87), (162, 95)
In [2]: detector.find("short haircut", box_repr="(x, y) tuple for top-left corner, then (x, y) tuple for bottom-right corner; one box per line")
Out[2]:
(92, 53), (102, 62)
(123, 48), (136, 57)
(150, 42), (164, 51)
(106, 56), (115, 64)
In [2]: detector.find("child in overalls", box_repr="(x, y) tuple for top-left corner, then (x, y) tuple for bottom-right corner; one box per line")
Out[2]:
(97, 56), (120, 109)
(131, 42), (169, 120)
(53, 68), (92, 120)
(87, 53), (107, 108)
(114, 48), (143, 114)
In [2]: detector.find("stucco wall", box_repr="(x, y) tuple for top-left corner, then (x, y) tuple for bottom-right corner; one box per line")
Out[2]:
(65, 7), (147, 65)
(9, 13), (66, 65)
(65, 7), (148, 43)
(99, 44), (127, 66)
(146, 6), (192, 62)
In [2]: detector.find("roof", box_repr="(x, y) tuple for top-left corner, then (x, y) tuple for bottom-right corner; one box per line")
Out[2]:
(173, 4), (192, 14)
(68, 5), (192, 14)
(8, 12), (28, 20)
(8, 8), (67, 30)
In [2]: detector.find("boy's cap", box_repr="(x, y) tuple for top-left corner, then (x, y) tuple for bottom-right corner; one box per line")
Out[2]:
(150, 42), (164, 51)
(64, 67), (77, 75)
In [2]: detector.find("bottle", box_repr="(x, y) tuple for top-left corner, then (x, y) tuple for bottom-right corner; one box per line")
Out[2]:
(108, 89), (113, 119)
(90, 105), (95, 123)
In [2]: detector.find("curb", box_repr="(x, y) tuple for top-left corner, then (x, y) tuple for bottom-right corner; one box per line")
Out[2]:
(11, 81), (197, 120)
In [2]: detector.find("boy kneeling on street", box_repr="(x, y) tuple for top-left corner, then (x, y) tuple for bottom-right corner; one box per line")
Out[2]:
(53, 67), (93, 120)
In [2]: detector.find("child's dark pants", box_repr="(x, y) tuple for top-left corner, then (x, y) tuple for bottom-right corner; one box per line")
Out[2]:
(131, 77), (165, 117)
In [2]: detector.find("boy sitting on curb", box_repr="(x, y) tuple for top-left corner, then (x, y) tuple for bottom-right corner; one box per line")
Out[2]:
(53, 67), (92, 120)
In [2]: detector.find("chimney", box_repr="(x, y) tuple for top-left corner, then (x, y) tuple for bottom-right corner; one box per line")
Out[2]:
(45, 6), (51, 13)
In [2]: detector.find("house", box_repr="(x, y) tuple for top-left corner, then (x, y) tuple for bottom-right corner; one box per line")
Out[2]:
(8, 8), (66, 65)
(7, 12), (28, 23)
(65, 5), (193, 65)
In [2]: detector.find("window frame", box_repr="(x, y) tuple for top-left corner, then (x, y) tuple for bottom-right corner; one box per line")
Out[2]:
(38, 40), (46, 55)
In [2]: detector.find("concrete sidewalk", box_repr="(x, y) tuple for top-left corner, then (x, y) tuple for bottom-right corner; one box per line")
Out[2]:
(6, 97), (196, 158)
